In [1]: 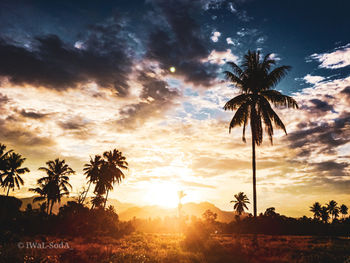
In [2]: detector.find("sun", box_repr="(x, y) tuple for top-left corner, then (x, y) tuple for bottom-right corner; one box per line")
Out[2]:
(169, 66), (176, 73)
(145, 181), (179, 208)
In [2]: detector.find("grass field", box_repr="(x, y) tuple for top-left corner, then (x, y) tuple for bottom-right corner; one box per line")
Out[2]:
(2, 233), (350, 263)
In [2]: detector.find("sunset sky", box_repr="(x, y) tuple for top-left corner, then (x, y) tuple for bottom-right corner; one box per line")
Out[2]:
(0, 0), (349, 217)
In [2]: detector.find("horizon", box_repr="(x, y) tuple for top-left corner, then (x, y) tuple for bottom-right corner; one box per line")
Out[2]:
(0, 0), (350, 218)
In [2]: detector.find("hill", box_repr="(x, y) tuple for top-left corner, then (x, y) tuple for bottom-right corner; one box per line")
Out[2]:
(20, 196), (241, 223)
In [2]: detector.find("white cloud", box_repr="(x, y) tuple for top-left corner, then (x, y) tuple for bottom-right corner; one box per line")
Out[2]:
(203, 49), (239, 65)
(303, 74), (325, 84)
(226, 37), (240, 46)
(210, 31), (221, 42)
(310, 43), (350, 69)
(256, 37), (265, 44)
(269, 53), (281, 61)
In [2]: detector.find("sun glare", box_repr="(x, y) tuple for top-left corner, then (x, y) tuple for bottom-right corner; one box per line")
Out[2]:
(145, 182), (179, 208)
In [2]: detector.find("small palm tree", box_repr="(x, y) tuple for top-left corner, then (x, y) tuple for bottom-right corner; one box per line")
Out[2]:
(320, 206), (329, 223)
(38, 158), (75, 214)
(30, 182), (49, 214)
(231, 192), (250, 216)
(0, 143), (12, 185)
(310, 202), (322, 220)
(327, 200), (339, 221)
(1, 152), (30, 196)
(340, 204), (348, 219)
(178, 190), (186, 219)
(224, 50), (298, 217)
(82, 155), (103, 203)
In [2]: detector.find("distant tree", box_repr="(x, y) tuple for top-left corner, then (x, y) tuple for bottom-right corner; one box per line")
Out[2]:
(223, 50), (298, 217)
(30, 182), (49, 214)
(37, 159), (75, 214)
(230, 192), (250, 216)
(202, 209), (217, 224)
(310, 202), (322, 220)
(1, 152), (30, 196)
(320, 206), (329, 223)
(327, 200), (339, 221)
(91, 194), (105, 209)
(0, 143), (12, 185)
(264, 207), (277, 217)
(340, 204), (348, 219)
(178, 190), (186, 218)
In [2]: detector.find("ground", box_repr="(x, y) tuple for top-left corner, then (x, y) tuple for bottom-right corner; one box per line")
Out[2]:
(1, 234), (350, 263)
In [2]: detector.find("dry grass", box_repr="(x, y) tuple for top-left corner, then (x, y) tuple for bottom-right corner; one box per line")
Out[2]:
(1, 233), (350, 263)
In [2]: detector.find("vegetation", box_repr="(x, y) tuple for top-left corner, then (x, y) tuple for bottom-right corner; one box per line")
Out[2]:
(224, 51), (298, 217)
(231, 192), (250, 216)
(0, 144), (30, 196)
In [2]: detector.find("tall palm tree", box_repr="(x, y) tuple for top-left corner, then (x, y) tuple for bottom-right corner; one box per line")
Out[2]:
(310, 202), (322, 220)
(1, 152), (30, 196)
(320, 206), (329, 223)
(0, 143), (12, 185)
(231, 192), (250, 216)
(340, 204), (348, 219)
(327, 200), (339, 221)
(100, 149), (128, 208)
(38, 158), (75, 214)
(224, 50), (298, 217)
(82, 155), (103, 203)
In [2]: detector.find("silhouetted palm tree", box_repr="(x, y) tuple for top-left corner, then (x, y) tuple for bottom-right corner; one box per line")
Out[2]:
(224, 50), (298, 217)
(82, 155), (103, 203)
(230, 192), (250, 216)
(340, 204), (348, 219)
(29, 182), (49, 214)
(1, 152), (29, 196)
(178, 190), (186, 221)
(0, 143), (12, 185)
(327, 200), (339, 221)
(320, 206), (329, 223)
(91, 193), (105, 209)
(310, 202), (322, 220)
(38, 158), (75, 214)
(100, 149), (128, 208)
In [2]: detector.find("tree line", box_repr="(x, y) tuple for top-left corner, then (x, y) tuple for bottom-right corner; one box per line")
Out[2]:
(0, 143), (128, 213)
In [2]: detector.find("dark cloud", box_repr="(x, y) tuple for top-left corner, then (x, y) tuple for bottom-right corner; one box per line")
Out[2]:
(309, 99), (333, 112)
(0, 16), (132, 96)
(312, 161), (349, 177)
(146, 0), (218, 87)
(118, 72), (179, 128)
(58, 117), (88, 130)
(0, 119), (54, 147)
(19, 109), (48, 119)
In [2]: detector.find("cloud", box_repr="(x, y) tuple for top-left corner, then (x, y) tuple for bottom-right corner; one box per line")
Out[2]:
(145, 0), (219, 87)
(203, 49), (239, 65)
(0, 16), (133, 95)
(210, 31), (221, 42)
(19, 109), (48, 119)
(226, 37), (240, 46)
(117, 71), (180, 128)
(309, 43), (350, 69)
(303, 74), (325, 84)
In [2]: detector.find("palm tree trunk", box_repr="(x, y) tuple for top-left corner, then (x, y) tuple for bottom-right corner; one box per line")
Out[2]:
(104, 189), (109, 209)
(49, 201), (54, 215)
(6, 186), (10, 196)
(46, 199), (50, 215)
(82, 181), (92, 204)
(252, 135), (257, 218)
